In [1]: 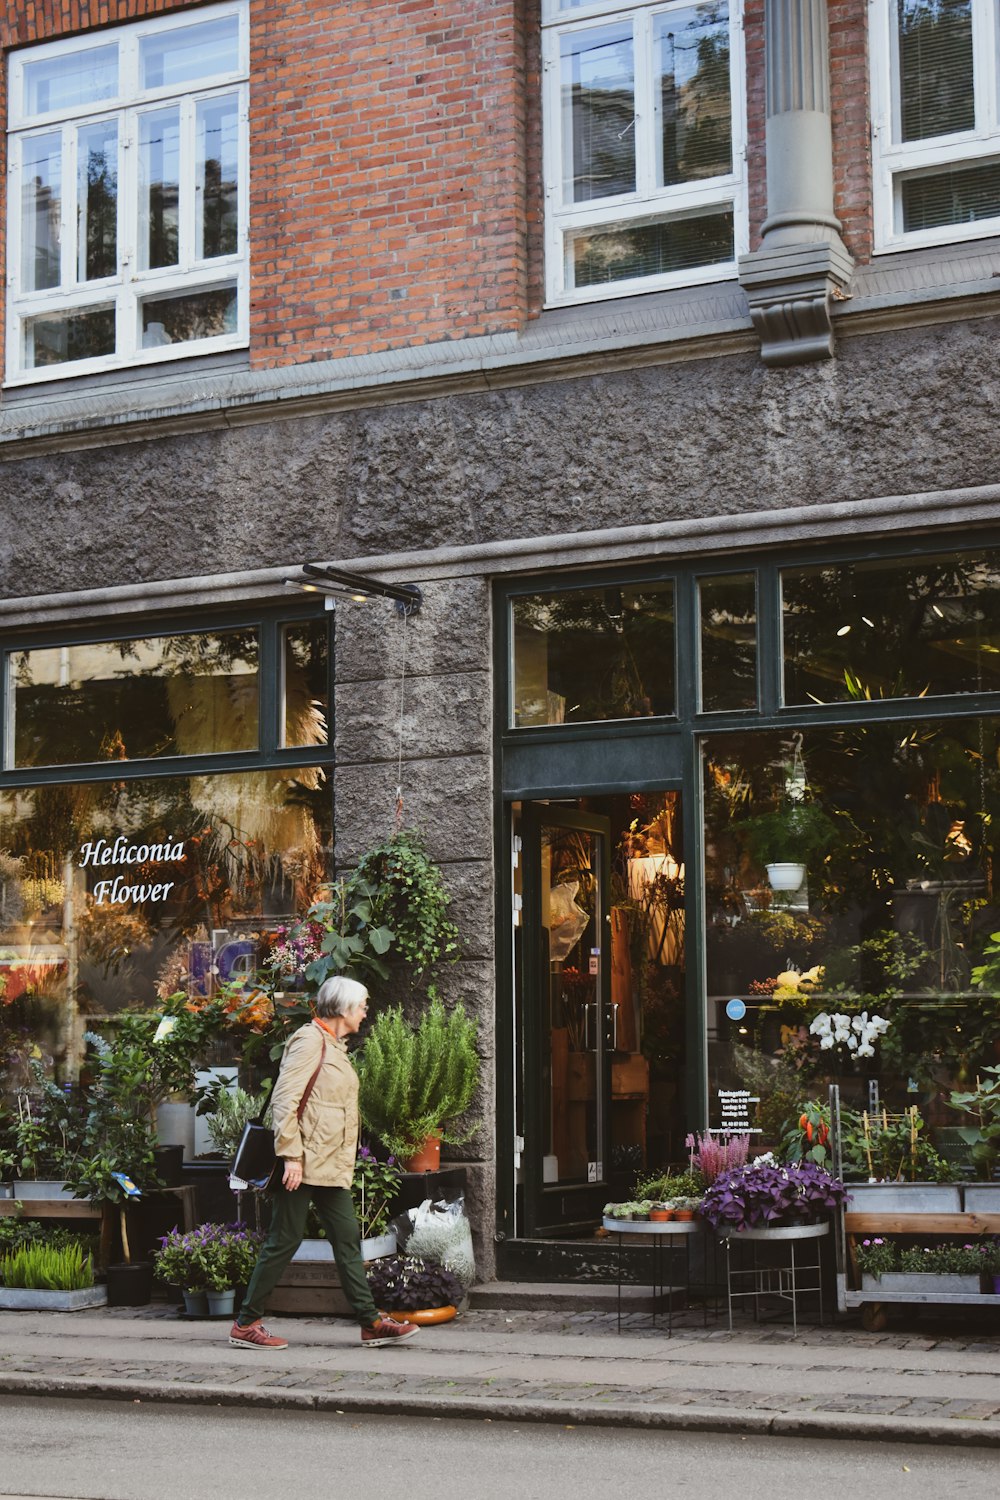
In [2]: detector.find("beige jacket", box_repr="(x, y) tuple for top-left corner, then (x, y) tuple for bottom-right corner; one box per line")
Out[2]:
(271, 1021), (360, 1188)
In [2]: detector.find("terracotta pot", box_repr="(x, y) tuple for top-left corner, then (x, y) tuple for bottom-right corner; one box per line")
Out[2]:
(649, 1209), (672, 1222)
(387, 1304), (456, 1325)
(403, 1133), (442, 1173)
(672, 1209), (694, 1221)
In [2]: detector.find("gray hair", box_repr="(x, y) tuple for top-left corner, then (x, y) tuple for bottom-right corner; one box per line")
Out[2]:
(315, 975), (369, 1019)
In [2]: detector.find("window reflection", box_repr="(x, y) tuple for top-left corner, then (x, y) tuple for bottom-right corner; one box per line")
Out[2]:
(283, 622), (329, 749)
(699, 572), (756, 711)
(703, 718), (1000, 1162)
(10, 629), (259, 767)
(512, 582), (675, 726)
(782, 549), (1000, 704)
(0, 767), (329, 1089)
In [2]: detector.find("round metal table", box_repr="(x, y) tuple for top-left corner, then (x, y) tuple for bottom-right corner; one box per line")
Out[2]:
(718, 1220), (829, 1336)
(602, 1216), (704, 1335)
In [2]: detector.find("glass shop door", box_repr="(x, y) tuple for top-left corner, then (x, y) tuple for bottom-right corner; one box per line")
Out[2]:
(521, 804), (613, 1234)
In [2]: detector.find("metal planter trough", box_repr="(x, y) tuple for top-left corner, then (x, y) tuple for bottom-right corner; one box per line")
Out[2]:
(964, 1185), (1000, 1212)
(861, 1272), (981, 1296)
(0, 1286), (107, 1311)
(846, 1183), (962, 1213)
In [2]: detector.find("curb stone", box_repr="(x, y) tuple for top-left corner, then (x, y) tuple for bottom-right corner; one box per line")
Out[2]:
(3, 1373), (1000, 1447)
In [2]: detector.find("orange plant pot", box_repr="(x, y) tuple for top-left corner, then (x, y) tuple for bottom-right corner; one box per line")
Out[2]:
(649, 1209), (672, 1222)
(403, 1133), (441, 1173)
(387, 1304), (457, 1325)
(672, 1209), (694, 1221)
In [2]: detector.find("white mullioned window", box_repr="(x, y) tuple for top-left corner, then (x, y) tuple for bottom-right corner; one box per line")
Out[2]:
(6, 1), (249, 384)
(871, 0), (1000, 252)
(541, 0), (747, 305)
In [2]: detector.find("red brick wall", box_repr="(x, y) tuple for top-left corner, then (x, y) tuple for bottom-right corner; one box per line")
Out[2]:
(0, 0), (529, 375)
(0, 0), (877, 381)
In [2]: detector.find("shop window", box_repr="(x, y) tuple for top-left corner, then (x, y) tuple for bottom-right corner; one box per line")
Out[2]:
(9, 628), (261, 768)
(870, 0), (1000, 251)
(6, 2), (248, 383)
(781, 548), (1000, 706)
(282, 621), (329, 749)
(541, 0), (747, 303)
(698, 571), (757, 711)
(511, 581), (676, 726)
(0, 766), (329, 1090)
(702, 718), (1000, 1167)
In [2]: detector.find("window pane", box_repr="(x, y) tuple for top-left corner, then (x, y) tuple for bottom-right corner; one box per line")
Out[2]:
(141, 285), (238, 348)
(0, 765), (329, 1087)
(21, 133), (62, 292)
(283, 623), (330, 749)
(23, 44), (118, 117)
(139, 108), (180, 270)
(24, 306), (116, 369)
(9, 630), (260, 768)
(703, 719), (1000, 1150)
(897, 0), (974, 142)
(197, 96), (240, 259)
(140, 16), (241, 89)
(899, 160), (1000, 231)
(568, 207), (733, 288)
(655, 3), (732, 186)
(77, 121), (118, 282)
(560, 23), (636, 202)
(700, 573), (757, 711)
(782, 550), (1000, 705)
(512, 583), (675, 726)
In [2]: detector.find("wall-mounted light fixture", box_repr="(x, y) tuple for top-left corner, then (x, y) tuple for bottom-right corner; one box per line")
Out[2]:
(287, 563), (423, 616)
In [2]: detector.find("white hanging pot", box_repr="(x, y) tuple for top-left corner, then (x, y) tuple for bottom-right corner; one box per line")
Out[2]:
(766, 862), (806, 891)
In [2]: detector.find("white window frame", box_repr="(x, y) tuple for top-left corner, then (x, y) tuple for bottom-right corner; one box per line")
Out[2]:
(6, 1), (249, 384)
(870, 0), (1000, 253)
(542, 0), (747, 306)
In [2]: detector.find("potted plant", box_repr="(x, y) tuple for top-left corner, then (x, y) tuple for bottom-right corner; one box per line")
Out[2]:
(0, 1238), (104, 1312)
(700, 1158), (847, 1234)
(292, 1147), (402, 1263)
(950, 1066), (1000, 1196)
(10, 1061), (86, 1199)
(740, 801), (837, 890)
(365, 1253), (463, 1324)
(356, 991), (480, 1169)
(154, 1221), (264, 1317)
(855, 1236), (994, 1296)
(64, 1030), (162, 1306)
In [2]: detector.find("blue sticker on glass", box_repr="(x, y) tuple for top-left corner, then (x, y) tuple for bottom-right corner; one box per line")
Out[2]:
(725, 998), (747, 1022)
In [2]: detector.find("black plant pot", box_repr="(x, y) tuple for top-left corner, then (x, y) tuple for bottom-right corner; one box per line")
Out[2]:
(153, 1144), (184, 1187)
(106, 1261), (154, 1307)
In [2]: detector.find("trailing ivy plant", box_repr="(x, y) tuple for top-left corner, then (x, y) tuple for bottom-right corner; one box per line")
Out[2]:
(354, 830), (459, 977)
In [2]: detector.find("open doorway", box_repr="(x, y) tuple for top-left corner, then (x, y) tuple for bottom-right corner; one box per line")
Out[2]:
(512, 790), (687, 1238)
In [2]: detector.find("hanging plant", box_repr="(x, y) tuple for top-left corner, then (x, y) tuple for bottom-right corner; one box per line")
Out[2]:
(354, 830), (459, 977)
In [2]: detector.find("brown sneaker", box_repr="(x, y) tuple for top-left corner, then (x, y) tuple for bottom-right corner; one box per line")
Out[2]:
(229, 1319), (289, 1350)
(361, 1315), (420, 1347)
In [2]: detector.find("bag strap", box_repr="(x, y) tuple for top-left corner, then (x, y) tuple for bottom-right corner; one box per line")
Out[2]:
(295, 1032), (327, 1122)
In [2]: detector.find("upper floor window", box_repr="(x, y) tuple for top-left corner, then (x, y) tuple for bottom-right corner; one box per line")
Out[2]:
(541, 0), (747, 304)
(871, 0), (1000, 251)
(5, 2), (248, 384)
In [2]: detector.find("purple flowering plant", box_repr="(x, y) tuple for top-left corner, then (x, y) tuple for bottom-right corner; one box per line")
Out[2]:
(353, 1146), (402, 1239)
(154, 1221), (264, 1293)
(699, 1158), (847, 1232)
(366, 1253), (462, 1312)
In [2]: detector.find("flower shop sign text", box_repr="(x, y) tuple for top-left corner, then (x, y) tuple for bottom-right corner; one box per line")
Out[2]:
(78, 837), (185, 904)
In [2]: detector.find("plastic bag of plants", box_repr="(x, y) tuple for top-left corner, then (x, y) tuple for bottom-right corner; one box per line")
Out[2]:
(394, 1195), (476, 1288)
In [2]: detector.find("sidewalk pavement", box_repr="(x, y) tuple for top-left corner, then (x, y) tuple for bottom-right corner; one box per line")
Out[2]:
(2, 1294), (1000, 1448)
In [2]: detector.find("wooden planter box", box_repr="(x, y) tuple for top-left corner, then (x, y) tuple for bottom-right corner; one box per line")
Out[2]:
(268, 1259), (352, 1317)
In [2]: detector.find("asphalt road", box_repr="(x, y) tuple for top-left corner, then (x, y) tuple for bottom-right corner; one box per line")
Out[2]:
(0, 1397), (997, 1500)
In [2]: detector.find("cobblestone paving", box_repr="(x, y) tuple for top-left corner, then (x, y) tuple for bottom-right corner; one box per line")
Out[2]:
(3, 1304), (999, 1429)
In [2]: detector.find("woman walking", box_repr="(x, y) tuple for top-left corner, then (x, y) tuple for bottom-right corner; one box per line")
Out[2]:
(229, 975), (419, 1350)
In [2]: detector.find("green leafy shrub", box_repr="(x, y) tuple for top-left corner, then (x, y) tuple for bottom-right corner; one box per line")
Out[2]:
(355, 829), (459, 976)
(356, 991), (480, 1158)
(634, 1168), (705, 1200)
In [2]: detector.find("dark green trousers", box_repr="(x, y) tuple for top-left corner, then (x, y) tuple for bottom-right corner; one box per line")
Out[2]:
(238, 1183), (379, 1327)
